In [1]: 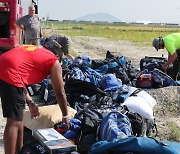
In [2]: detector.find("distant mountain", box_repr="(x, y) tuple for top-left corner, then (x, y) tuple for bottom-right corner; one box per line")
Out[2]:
(76, 12), (121, 23)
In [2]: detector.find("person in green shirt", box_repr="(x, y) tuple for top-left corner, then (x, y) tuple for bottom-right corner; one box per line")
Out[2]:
(153, 33), (180, 80)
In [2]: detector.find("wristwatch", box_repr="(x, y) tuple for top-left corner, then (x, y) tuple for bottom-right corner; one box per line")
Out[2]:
(62, 115), (69, 119)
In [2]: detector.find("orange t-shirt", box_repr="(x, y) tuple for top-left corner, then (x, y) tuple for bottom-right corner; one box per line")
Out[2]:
(0, 45), (58, 87)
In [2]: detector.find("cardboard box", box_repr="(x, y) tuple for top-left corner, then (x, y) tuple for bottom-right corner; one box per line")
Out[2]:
(33, 128), (77, 154)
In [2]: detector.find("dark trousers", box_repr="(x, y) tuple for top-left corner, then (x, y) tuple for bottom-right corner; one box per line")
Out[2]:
(171, 50), (180, 80)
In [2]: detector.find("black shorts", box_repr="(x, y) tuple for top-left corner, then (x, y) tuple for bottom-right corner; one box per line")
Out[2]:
(0, 80), (25, 121)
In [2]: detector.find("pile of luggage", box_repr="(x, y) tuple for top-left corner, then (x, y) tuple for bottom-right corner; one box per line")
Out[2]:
(22, 51), (180, 154)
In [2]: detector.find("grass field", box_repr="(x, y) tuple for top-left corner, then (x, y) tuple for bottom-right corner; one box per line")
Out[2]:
(41, 21), (180, 46)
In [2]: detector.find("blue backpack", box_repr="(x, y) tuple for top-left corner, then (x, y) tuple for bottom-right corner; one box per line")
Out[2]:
(69, 67), (85, 81)
(151, 68), (177, 88)
(99, 111), (132, 141)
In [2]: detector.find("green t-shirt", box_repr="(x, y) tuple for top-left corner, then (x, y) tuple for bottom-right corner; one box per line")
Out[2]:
(163, 33), (180, 55)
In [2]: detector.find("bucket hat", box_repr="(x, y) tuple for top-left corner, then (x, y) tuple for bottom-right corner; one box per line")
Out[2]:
(100, 73), (122, 92)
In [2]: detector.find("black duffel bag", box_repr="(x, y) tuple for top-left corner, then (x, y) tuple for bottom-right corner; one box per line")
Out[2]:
(140, 56), (167, 71)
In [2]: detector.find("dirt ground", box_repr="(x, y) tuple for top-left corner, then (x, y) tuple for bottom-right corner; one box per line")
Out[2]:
(0, 36), (179, 153)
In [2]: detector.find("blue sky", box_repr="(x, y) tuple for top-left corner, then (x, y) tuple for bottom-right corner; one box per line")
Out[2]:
(38, 0), (180, 23)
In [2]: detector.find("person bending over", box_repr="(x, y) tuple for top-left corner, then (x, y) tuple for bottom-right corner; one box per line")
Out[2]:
(0, 43), (69, 154)
(153, 33), (180, 80)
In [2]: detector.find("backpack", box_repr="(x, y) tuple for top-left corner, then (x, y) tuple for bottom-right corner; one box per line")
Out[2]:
(126, 61), (140, 81)
(76, 107), (103, 136)
(99, 111), (132, 141)
(113, 67), (130, 85)
(26, 83), (42, 96)
(151, 69), (177, 88)
(65, 78), (106, 108)
(61, 57), (72, 69)
(123, 109), (146, 137)
(74, 94), (121, 137)
(136, 70), (153, 88)
(38, 78), (57, 105)
(122, 107), (157, 137)
(74, 95), (110, 136)
(67, 67), (86, 81)
(81, 65), (103, 86)
(140, 56), (167, 71)
(122, 89), (157, 137)
(78, 134), (97, 154)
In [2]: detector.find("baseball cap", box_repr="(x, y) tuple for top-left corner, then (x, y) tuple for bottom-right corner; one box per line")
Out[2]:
(152, 37), (162, 51)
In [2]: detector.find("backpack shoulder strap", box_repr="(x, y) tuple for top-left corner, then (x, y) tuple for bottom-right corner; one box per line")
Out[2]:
(129, 88), (142, 97)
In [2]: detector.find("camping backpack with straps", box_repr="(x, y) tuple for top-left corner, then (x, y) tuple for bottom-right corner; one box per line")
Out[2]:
(74, 95), (113, 136)
(99, 111), (132, 141)
(125, 110), (157, 137)
(126, 61), (140, 82)
(122, 89), (157, 137)
(118, 103), (147, 137)
(151, 68), (177, 88)
(77, 107), (103, 136)
(123, 108), (146, 137)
